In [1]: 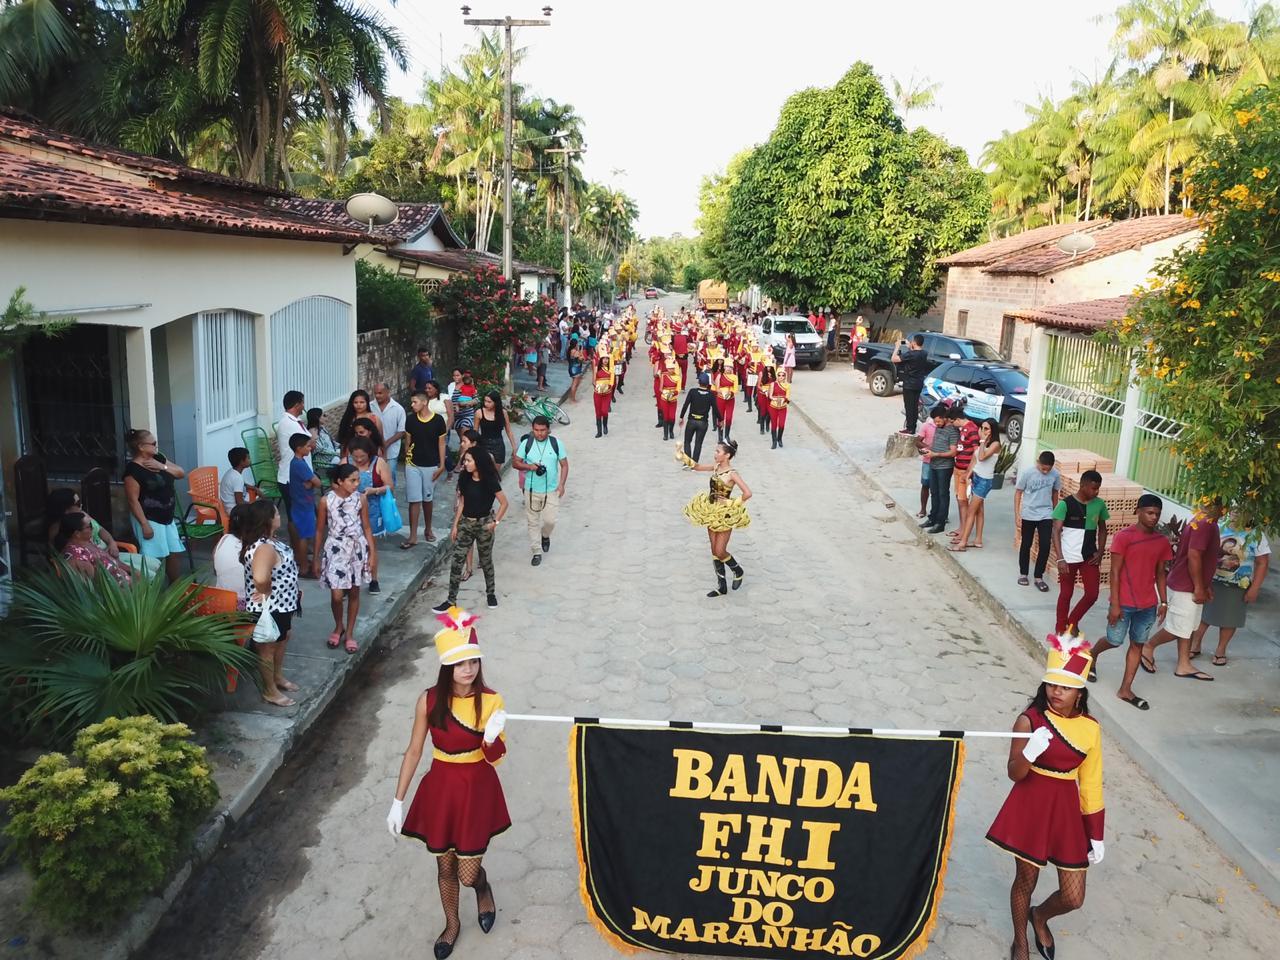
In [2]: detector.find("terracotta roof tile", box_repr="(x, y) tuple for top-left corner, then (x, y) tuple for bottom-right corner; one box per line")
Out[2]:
(0, 108), (287, 197)
(0, 151), (370, 244)
(393, 248), (558, 277)
(272, 197), (457, 244)
(1007, 296), (1134, 332)
(986, 215), (1199, 276)
(937, 222), (1086, 266)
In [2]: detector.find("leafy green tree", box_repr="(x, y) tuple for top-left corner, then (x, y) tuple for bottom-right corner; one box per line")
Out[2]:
(1114, 85), (1280, 525)
(1, 286), (73, 359)
(696, 148), (751, 282)
(719, 62), (987, 315)
(355, 260), (431, 336)
(681, 261), (706, 290)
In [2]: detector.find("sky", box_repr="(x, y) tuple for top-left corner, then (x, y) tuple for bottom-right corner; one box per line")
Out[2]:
(366, 0), (1256, 239)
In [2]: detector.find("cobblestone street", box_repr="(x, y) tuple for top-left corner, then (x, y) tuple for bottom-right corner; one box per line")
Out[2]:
(142, 299), (1279, 960)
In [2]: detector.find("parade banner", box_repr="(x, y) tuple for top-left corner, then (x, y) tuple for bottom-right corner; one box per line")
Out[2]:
(569, 724), (964, 959)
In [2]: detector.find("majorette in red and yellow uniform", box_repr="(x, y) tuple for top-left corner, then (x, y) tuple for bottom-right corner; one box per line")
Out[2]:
(713, 367), (738, 429)
(593, 353), (616, 418)
(986, 634), (1104, 870)
(767, 377), (791, 430)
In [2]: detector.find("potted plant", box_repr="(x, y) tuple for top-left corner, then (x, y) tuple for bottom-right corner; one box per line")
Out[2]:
(991, 440), (1020, 490)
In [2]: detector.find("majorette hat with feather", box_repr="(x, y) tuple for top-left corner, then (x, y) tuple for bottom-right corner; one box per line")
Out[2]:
(434, 606), (482, 666)
(1043, 628), (1092, 689)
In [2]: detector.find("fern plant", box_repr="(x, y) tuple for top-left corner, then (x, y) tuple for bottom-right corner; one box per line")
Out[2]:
(0, 564), (258, 746)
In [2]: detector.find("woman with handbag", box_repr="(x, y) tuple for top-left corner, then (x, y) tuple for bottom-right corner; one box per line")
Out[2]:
(241, 500), (302, 707)
(348, 437), (393, 593)
(313, 464), (373, 654)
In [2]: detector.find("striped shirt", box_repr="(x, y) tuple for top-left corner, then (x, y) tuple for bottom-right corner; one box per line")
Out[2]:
(954, 420), (980, 471)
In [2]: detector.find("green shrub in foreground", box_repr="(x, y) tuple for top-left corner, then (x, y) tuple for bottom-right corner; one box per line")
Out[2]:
(0, 716), (218, 932)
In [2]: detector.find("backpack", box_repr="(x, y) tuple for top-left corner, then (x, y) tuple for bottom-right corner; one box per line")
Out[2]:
(517, 434), (560, 492)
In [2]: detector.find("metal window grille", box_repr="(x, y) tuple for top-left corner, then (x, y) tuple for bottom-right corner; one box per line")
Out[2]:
(197, 309), (256, 428)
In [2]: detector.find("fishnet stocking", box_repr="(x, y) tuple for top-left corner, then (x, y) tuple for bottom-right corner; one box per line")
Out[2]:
(435, 852), (460, 945)
(1008, 859), (1040, 960)
(1037, 866), (1087, 924)
(458, 857), (494, 917)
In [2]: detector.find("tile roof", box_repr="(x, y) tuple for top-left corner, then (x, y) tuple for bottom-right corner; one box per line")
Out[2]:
(937, 222), (1086, 267)
(0, 150), (371, 244)
(0, 108), (287, 197)
(393, 247), (559, 277)
(1007, 296), (1134, 332)
(985, 215), (1199, 276)
(272, 197), (460, 244)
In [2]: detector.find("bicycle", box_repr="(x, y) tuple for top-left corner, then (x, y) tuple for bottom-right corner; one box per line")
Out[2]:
(509, 392), (570, 426)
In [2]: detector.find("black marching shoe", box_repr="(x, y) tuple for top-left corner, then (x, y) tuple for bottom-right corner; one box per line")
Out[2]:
(655, 419), (664, 428)
(707, 558), (728, 598)
(770, 429), (778, 450)
(594, 419), (603, 438)
(776, 429), (784, 448)
(477, 878), (497, 933)
(434, 931), (456, 960)
(725, 554), (745, 590)
(603, 416), (609, 435)
(1029, 906), (1054, 960)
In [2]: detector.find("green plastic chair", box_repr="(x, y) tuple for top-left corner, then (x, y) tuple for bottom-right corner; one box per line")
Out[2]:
(241, 427), (283, 502)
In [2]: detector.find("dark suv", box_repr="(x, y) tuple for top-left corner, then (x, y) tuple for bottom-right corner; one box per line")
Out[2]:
(853, 332), (1006, 396)
(917, 360), (1028, 444)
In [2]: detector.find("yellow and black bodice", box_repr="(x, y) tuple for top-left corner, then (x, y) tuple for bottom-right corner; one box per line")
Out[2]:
(684, 469), (751, 532)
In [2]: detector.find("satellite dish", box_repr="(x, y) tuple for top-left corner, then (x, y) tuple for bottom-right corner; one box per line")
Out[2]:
(1056, 231), (1097, 257)
(344, 192), (399, 232)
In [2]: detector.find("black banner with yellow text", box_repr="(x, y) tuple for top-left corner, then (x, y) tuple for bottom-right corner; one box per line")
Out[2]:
(569, 725), (964, 959)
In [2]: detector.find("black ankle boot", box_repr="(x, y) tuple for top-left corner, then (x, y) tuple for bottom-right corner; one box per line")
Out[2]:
(603, 416), (609, 435)
(725, 554), (745, 590)
(777, 428), (784, 448)
(594, 419), (602, 438)
(771, 429), (778, 449)
(706, 558), (727, 598)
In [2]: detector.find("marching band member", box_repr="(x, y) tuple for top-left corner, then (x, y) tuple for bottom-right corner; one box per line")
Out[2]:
(987, 631), (1104, 960)
(593, 351), (616, 438)
(766, 365), (791, 449)
(389, 608), (510, 959)
(677, 439), (752, 597)
(711, 358), (738, 443)
(756, 360), (775, 435)
(658, 355), (683, 441)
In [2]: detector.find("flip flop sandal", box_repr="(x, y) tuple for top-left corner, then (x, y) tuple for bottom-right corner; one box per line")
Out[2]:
(1189, 650), (1201, 660)
(1119, 694), (1150, 710)
(1174, 670), (1214, 681)
(399, 541), (418, 550)
(1034, 580), (1050, 593)
(344, 636), (359, 655)
(1018, 576), (1030, 586)
(1212, 655), (1228, 666)
(1139, 654), (1156, 674)
(947, 544), (967, 552)
(326, 630), (342, 648)
(1087, 666), (1098, 683)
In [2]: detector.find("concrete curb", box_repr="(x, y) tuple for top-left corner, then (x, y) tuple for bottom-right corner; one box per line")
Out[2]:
(791, 396), (1280, 906)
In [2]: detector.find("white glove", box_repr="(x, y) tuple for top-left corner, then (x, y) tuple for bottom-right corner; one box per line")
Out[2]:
(1021, 726), (1053, 763)
(483, 709), (508, 745)
(1087, 839), (1105, 865)
(386, 798), (404, 838)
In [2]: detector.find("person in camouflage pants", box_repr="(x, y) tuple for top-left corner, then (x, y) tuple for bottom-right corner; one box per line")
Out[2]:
(448, 517), (494, 602)
(433, 447), (508, 612)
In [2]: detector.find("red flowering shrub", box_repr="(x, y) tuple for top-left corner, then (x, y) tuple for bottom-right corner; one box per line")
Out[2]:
(427, 265), (558, 384)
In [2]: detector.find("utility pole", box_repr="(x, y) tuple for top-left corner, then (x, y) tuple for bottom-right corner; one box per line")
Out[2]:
(547, 145), (581, 310)
(461, 6), (552, 282)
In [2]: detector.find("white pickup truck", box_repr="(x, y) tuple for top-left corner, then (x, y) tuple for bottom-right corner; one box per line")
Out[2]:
(755, 314), (828, 371)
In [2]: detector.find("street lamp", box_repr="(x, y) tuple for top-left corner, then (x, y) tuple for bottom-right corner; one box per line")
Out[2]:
(461, 6), (552, 282)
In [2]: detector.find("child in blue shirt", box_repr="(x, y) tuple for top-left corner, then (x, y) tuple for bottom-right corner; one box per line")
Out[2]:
(287, 433), (322, 574)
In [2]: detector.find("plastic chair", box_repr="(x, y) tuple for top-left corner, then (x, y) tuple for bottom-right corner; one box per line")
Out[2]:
(13, 453), (49, 564)
(241, 427), (283, 502)
(178, 467), (227, 571)
(186, 584), (252, 693)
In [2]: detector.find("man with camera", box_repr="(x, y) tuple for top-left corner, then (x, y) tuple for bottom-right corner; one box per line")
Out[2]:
(511, 415), (569, 567)
(891, 333), (930, 434)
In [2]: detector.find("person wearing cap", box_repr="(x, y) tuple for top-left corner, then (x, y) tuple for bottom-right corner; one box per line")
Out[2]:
(592, 351), (615, 439)
(658, 356), (683, 442)
(679, 371), (720, 464)
(766, 365), (792, 449)
(388, 607), (509, 960)
(710, 357), (738, 444)
(677, 438), (752, 596)
(987, 630), (1104, 960)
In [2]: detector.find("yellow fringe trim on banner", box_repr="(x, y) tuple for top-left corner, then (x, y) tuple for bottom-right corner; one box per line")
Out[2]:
(567, 725), (641, 955)
(898, 739), (967, 960)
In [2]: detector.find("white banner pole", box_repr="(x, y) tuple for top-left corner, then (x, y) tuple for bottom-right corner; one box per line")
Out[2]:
(503, 713), (1031, 739)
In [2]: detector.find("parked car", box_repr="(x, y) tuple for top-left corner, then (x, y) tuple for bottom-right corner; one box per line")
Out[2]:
(644, 287), (659, 299)
(756, 314), (828, 370)
(917, 360), (1027, 444)
(852, 332), (1007, 397)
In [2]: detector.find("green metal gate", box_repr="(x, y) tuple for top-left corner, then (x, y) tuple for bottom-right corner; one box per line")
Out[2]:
(1038, 331), (1127, 462)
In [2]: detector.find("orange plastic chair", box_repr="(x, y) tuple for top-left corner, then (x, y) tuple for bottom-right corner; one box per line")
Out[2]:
(186, 584), (252, 693)
(185, 467), (229, 531)
(119, 542), (138, 554)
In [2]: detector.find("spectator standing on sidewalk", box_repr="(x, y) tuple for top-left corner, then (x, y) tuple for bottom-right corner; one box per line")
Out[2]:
(1015, 451), (1061, 592)
(892, 335), (930, 434)
(373, 383), (406, 472)
(511, 415), (568, 567)
(948, 408), (980, 541)
(276, 390), (310, 557)
(409, 348), (434, 394)
(314, 463), (373, 653)
(1140, 501), (1224, 681)
(914, 415), (937, 518)
(920, 405), (959, 534)
(1189, 514), (1271, 667)
(1088, 493), (1170, 710)
(1051, 470), (1111, 634)
(401, 391), (448, 548)
(950, 418), (1001, 551)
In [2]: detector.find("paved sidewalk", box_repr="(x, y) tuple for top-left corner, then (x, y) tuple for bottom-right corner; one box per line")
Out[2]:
(793, 364), (1280, 905)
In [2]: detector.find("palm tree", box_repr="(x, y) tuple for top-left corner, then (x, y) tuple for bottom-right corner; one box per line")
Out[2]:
(891, 73), (940, 125)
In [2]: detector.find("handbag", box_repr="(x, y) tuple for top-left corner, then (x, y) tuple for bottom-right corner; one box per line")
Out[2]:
(378, 488), (403, 536)
(252, 607), (281, 643)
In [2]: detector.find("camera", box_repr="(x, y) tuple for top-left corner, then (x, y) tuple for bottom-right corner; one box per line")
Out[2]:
(535, 464), (547, 476)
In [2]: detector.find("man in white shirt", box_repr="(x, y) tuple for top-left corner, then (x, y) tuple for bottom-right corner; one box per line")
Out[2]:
(373, 382), (407, 466)
(558, 314), (571, 360)
(275, 390), (310, 549)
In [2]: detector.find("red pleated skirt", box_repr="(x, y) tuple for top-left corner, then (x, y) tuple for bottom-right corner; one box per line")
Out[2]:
(986, 771), (1089, 870)
(401, 760), (511, 857)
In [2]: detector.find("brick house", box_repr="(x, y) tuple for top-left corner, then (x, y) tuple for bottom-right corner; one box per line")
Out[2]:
(937, 216), (1201, 369)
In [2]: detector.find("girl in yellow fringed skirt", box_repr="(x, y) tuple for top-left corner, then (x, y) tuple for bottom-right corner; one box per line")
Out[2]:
(677, 439), (753, 598)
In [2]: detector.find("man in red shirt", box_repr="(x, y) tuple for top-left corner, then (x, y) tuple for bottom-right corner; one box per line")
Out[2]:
(1140, 500), (1224, 681)
(1089, 494), (1171, 709)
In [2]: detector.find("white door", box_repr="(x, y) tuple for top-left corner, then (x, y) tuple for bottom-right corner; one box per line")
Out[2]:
(270, 296), (352, 413)
(196, 309), (258, 468)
